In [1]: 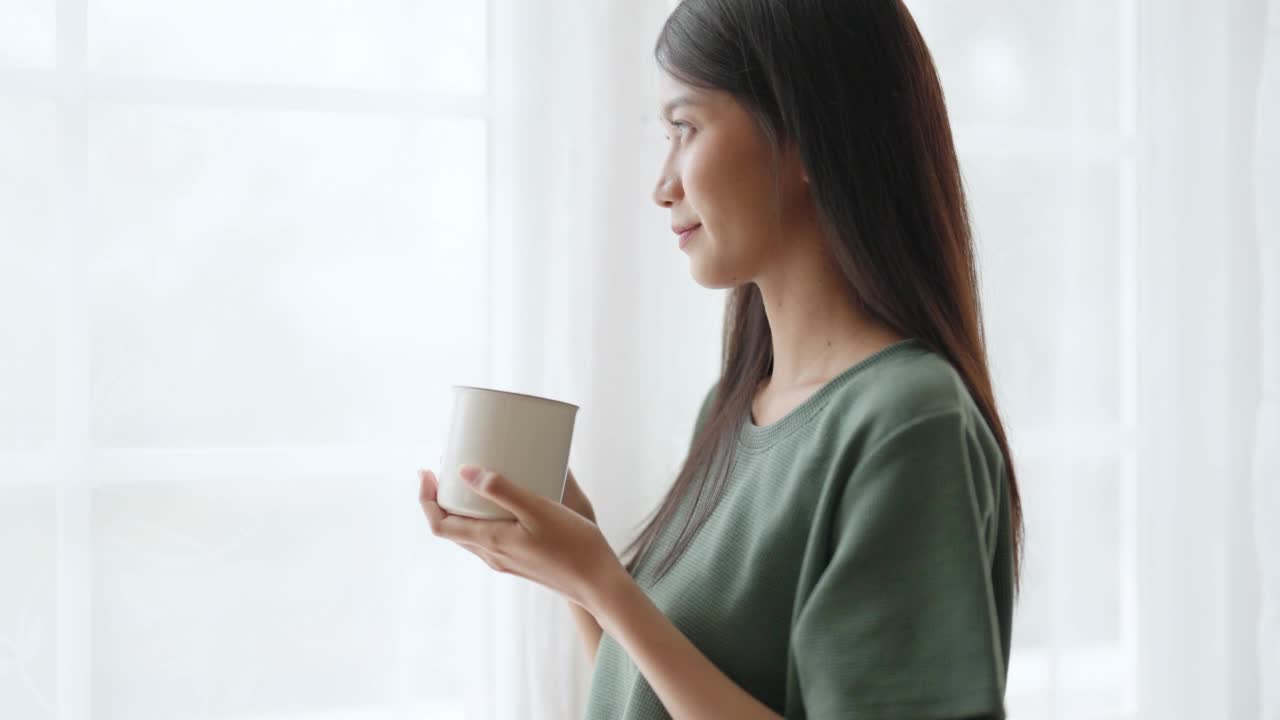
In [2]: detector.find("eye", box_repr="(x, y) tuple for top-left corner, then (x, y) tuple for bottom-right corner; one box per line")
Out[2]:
(664, 120), (691, 141)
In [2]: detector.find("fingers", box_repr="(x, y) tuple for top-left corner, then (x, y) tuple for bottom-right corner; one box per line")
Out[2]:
(465, 469), (542, 531)
(436, 512), (520, 547)
(418, 469), (436, 503)
(419, 469), (457, 536)
(417, 468), (531, 578)
(419, 469), (522, 547)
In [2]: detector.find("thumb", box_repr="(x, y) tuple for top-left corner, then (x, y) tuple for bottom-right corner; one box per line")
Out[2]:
(459, 465), (540, 527)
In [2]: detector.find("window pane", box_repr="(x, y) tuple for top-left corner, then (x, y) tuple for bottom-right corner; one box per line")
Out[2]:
(88, 0), (486, 93)
(87, 106), (488, 448)
(907, 0), (1127, 130)
(966, 154), (1126, 430)
(1007, 456), (1132, 717)
(0, 486), (59, 716)
(93, 474), (478, 720)
(0, 0), (55, 68)
(0, 100), (57, 450)
(1054, 458), (1125, 647)
(1009, 456), (1127, 649)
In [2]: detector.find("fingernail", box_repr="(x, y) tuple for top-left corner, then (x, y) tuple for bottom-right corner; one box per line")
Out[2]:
(459, 465), (481, 483)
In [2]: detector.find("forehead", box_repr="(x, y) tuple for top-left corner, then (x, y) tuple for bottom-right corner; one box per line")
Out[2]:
(656, 74), (711, 118)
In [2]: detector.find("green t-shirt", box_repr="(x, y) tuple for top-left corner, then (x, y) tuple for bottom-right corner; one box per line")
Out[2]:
(583, 338), (1013, 719)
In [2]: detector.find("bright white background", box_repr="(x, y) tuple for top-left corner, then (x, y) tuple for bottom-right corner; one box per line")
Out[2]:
(0, 1), (1275, 719)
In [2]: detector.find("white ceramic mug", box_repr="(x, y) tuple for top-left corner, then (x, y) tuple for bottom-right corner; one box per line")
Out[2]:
(436, 385), (579, 520)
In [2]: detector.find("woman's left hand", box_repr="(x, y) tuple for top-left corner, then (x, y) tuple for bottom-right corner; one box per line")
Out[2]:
(418, 465), (624, 612)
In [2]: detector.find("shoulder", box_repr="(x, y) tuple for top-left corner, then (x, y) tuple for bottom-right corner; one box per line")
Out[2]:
(820, 345), (1000, 469)
(836, 345), (972, 425)
(814, 348), (1007, 537)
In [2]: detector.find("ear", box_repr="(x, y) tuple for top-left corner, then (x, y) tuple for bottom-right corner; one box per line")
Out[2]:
(781, 138), (808, 185)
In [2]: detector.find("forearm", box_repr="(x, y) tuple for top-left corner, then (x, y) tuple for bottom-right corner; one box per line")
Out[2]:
(589, 567), (782, 720)
(567, 599), (603, 661)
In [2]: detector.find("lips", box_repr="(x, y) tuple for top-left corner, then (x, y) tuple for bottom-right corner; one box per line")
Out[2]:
(676, 224), (700, 248)
(672, 222), (701, 235)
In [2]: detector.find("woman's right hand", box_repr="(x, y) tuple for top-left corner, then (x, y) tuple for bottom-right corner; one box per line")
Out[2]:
(561, 468), (597, 523)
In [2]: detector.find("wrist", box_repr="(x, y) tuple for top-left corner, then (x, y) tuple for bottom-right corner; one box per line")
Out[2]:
(585, 562), (641, 632)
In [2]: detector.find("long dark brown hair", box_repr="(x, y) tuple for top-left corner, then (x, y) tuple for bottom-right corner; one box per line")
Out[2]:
(622, 0), (1024, 593)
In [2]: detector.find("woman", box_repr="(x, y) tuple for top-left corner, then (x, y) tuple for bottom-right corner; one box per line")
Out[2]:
(418, 0), (1023, 717)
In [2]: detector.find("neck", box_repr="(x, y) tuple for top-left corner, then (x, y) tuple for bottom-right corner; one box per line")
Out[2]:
(754, 240), (904, 389)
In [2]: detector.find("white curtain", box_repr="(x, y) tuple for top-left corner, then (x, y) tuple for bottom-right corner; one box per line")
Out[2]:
(481, 0), (722, 717)
(1254, 2), (1279, 719)
(0, 1), (1274, 720)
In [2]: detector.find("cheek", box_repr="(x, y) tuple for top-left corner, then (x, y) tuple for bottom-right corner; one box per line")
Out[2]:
(682, 141), (750, 230)
(681, 149), (715, 208)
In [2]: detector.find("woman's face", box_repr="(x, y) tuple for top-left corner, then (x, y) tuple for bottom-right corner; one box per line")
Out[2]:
(652, 72), (811, 288)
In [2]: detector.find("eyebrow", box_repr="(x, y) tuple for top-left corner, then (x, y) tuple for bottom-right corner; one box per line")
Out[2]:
(658, 94), (702, 122)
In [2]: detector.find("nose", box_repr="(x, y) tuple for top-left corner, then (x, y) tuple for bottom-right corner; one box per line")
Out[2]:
(652, 164), (682, 208)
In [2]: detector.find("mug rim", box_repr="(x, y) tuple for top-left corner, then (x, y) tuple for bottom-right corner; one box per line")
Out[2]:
(451, 385), (579, 410)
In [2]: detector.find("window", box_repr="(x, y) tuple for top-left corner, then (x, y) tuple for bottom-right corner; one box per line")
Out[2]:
(0, 1), (493, 718)
(908, 1), (1140, 717)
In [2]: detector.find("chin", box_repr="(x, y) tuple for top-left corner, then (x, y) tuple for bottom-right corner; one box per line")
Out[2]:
(690, 264), (745, 291)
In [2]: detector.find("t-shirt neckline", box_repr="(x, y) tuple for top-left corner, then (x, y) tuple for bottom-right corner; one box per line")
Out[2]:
(737, 337), (925, 450)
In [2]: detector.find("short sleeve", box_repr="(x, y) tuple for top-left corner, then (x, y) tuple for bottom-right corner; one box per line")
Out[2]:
(790, 409), (1007, 719)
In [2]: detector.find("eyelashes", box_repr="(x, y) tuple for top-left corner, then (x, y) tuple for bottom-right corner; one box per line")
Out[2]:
(663, 121), (691, 142)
